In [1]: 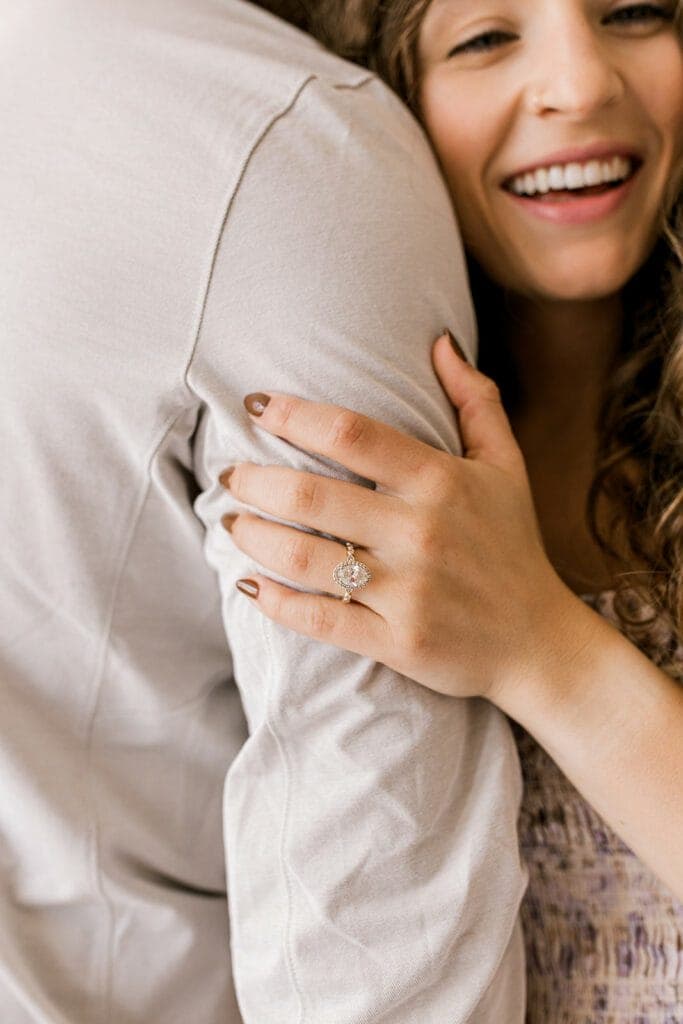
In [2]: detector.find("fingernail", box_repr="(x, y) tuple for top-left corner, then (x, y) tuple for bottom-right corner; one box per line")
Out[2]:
(236, 579), (259, 598)
(443, 327), (468, 362)
(219, 467), (235, 488)
(244, 393), (271, 417)
(221, 513), (238, 533)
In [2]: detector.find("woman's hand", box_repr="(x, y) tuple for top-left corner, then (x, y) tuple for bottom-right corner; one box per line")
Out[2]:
(218, 331), (588, 705)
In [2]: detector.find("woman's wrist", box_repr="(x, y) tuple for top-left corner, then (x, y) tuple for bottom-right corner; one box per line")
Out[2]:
(487, 583), (610, 733)
(487, 585), (683, 897)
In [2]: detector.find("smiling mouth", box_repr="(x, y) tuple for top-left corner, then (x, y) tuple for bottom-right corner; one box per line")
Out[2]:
(502, 154), (642, 202)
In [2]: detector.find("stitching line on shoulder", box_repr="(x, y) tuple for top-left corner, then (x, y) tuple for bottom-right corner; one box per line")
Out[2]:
(181, 72), (318, 395)
(332, 71), (377, 91)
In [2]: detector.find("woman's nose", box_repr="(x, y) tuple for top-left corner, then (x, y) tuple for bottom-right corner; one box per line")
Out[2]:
(525, 22), (625, 119)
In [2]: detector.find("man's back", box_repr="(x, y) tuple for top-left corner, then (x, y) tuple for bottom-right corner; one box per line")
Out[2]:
(1, 2), (527, 1021)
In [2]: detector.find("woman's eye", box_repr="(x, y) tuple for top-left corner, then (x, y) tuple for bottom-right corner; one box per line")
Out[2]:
(447, 30), (517, 58)
(603, 3), (674, 26)
(445, 4), (673, 60)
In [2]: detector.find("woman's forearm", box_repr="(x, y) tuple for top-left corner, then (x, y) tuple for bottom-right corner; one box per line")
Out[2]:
(492, 598), (683, 900)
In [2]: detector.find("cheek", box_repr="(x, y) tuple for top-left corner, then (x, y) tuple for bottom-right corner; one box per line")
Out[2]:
(665, 75), (683, 168)
(629, 42), (683, 159)
(420, 81), (503, 236)
(420, 77), (496, 192)
(420, 84), (517, 283)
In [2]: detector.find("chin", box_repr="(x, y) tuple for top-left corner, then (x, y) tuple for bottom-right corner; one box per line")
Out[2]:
(489, 242), (648, 304)
(529, 272), (631, 303)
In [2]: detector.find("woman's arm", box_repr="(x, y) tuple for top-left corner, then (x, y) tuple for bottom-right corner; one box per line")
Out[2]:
(491, 594), (683, 900)
(219, 331), (683, 900)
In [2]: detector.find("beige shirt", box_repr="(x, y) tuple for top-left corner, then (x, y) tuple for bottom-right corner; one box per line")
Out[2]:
(0, 1), (527, 1020)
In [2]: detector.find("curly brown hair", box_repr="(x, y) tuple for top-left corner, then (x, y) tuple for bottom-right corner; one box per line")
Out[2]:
(255, 0), (683, 669)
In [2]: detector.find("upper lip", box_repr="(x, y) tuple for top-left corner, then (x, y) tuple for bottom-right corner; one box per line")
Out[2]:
(502, 141), (643, 185)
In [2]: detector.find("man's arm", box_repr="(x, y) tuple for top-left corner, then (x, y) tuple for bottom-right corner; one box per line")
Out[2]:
(188, 73), (527, 1024)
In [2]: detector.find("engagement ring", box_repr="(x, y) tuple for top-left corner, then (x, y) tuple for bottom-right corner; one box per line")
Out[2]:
(332, 542), (372, 603)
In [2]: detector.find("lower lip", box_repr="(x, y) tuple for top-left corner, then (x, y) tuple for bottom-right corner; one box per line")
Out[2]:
(503, 169), (640, 225)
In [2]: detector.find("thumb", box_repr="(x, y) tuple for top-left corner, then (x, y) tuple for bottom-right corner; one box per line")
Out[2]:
(432, 330), (522, 470)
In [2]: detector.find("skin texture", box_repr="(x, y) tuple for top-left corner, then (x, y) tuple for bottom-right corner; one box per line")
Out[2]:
(217, 2), (683, 896)
(416, 0), (683, 596)
(417, 0), (683, 303)
(221, 360), (683, 898)
(223, 351), (566, 702)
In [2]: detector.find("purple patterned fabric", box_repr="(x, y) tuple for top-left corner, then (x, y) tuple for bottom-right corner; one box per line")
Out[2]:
(511, 590), (683, 1023)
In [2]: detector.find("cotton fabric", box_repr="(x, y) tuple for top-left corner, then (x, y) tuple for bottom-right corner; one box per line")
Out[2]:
(0, 2), (528, 1020)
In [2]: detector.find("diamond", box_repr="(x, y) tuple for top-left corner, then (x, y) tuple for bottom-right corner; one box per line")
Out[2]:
(333, 558), (371, 591)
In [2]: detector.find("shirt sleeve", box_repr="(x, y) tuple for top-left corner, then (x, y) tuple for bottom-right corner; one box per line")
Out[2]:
(187, 72), (528, 1024)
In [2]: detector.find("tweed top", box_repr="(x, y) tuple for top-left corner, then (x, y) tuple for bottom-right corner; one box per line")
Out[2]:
(512, 590), (683, 1024)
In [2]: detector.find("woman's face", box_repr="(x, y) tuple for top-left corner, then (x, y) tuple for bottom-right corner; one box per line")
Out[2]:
(417, 0), (683, 302)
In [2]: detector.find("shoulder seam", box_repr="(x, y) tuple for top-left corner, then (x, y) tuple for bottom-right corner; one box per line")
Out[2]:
(332, 71), (377, 91)
(181, 72), (319, 398)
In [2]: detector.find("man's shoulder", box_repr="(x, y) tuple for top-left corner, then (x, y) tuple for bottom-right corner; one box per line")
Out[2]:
(141, 0), (421, 149)
(23, 0), (428, 184)
(68, 0), (379, 113)
(213, 0), (376, 93)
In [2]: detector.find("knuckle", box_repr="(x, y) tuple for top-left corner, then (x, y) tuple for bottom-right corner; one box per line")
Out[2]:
(284, 532), (312, 575)
(424, 452), (455, 493)
(288, 477), (323, 517)
(304, 601), (336, 638)
(268, 589), (290, 622)
(411, 519), (441, 559)
(272, 396), (299, 432)
(402, 619), (433, 659)
(329, 409), (368, 452)
(478, 378), (502, 404)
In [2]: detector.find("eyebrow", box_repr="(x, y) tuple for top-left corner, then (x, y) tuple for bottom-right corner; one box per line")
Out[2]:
(429, 0), (470, 10)
(422, 0), (473, 35)
(425, 0), (478, 27)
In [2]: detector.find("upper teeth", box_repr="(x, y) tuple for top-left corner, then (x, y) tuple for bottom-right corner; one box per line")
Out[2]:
(508, 155), (633, 196)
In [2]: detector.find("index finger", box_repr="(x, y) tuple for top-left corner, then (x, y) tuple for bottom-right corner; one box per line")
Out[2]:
(243, 392), (450, 495)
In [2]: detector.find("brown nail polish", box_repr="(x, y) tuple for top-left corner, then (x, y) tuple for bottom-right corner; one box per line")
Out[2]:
(443, 327), (468, 363)
(219, 467), (235, 488)
(221, 513), (238, 533)
(244, 393), (271, 417)
(236, 578), (259, 598)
